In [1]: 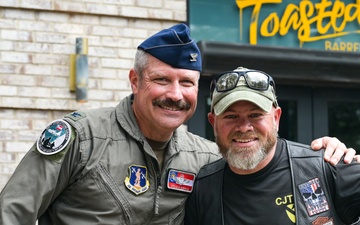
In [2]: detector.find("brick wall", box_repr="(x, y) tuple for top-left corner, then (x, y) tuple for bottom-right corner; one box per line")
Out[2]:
(0, 0), (186, 190)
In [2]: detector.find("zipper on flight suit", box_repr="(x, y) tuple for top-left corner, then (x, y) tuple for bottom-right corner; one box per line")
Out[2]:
(153, 149), (177, 216)
(154, 175), (162, 215)
(150, 139), (178, 217)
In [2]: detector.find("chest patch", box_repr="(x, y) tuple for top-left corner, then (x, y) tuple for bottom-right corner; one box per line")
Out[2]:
(167, 169), (196, 193)
(36, 119), (72, 155)
(298, 177), (329, 216)
(124, 165), (150, 195)
(312, 216), (334, 225)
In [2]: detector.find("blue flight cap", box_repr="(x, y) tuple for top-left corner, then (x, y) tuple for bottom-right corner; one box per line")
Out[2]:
(138, 23), (202, 72)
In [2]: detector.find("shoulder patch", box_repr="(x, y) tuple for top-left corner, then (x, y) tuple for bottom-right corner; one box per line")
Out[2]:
(37, 119), (72, 155)
(65, 111), (86, 121)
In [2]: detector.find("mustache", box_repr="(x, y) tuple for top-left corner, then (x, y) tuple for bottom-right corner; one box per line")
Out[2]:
(233, 131), (257, 139)
(153, 98), (191, 110)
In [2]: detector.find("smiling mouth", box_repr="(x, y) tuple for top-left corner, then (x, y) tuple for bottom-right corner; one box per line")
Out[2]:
(234, 139), (254, 143)
(159, 105), (181, 111)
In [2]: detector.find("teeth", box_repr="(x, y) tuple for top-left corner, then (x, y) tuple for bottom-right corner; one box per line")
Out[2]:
(161, 105), (179, 111)
(235, 139), (252, 143)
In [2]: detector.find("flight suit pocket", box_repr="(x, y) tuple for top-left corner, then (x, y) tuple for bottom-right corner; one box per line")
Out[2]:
(53, 163), (134, 224)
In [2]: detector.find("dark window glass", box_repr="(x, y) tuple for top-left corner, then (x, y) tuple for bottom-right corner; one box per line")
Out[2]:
(278, 100), (298, 142)
(328, 102), (360, 153)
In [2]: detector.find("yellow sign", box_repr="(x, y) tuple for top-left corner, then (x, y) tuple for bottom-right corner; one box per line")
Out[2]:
(236, 0), (360, 47)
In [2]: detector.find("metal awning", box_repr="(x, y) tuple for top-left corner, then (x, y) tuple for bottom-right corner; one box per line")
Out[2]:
(198, 41), (360, 87)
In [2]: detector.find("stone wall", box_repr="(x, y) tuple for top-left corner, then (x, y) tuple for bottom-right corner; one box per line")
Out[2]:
(0, 0), (186, 190)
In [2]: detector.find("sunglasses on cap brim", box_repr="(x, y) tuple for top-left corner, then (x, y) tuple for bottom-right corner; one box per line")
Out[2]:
(210, 70), (276, 99)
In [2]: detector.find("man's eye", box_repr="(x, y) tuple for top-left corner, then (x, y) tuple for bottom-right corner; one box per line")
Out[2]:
(154, 78), (168, 83)
(250, 113), (262, 118)
(181, 80), (195, 86)
(224, 115), (237, 119)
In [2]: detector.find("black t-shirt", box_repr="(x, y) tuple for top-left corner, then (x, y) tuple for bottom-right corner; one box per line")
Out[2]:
(223, 140), (295, 225)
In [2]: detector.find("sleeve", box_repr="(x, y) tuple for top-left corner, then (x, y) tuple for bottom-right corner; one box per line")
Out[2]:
(327, 160), (360, 224)
(0, 125), (80, 225)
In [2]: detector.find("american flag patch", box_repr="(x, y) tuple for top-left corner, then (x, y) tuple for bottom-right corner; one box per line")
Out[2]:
(167, 169), (196, 193)
(298, 178), (329, 216)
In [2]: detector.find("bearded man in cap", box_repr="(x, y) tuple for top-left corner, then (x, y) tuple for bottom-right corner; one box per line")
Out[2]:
(185, 67), (360, 225)
(0, 25), (356, 225)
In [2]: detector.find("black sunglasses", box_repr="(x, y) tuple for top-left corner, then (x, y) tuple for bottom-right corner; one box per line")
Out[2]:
(210, 70), (276, 99)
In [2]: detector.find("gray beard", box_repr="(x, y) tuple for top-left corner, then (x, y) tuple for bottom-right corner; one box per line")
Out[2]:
(217, 125), (278, 171)
(224, 145), (267, 170)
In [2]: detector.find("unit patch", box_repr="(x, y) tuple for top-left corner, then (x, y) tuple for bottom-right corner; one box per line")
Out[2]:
(298, 178), (329, 216)
(167, 169), (196, 193)
(36, 119), (72, 155)
(124, 165), (150, 195)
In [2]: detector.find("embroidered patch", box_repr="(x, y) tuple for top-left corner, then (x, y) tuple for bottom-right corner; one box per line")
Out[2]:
(124, 165), (150, 195)
(312, 216), (334, 225)
(298, 178), (329, 216)
(167, 169), (196, 193)
(36, 119), (72, 155)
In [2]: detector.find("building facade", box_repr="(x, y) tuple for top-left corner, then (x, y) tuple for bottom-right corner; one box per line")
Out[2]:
(0, 0), (186, 190)
(186, 0), (360, 153)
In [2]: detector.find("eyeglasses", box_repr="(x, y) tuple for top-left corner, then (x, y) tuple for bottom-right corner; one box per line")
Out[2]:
(210, 70), (276, 98)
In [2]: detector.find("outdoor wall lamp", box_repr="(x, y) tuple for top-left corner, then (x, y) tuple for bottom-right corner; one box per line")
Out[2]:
(69, 37), (88, 102)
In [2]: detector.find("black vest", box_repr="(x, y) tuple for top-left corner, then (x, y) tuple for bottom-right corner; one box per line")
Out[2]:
(186, 140), (359, 225)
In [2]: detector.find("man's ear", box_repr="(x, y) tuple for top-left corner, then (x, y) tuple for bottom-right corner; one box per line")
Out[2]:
(129, 69), (139, 94)
(274, 106), (282, 131)
(208, 112), (215, 128)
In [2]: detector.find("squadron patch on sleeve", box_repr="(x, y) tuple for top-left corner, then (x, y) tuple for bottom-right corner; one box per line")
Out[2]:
(36, 119), (72, 155)
(124, 165), (150, 195)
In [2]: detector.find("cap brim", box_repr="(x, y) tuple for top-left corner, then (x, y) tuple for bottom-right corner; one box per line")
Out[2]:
(213, 91), (273, 115)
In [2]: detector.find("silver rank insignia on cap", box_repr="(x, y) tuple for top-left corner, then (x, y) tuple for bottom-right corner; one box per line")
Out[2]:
(36, 119), (72, 155)
(190, 53), (198, 62)
(124, 164), (150, 195)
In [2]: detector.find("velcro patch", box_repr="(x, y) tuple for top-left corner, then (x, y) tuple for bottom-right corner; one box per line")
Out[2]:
(36, 119), (72, 155)
(124, 165), (150, 195)
(167, 169), (196, 193)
